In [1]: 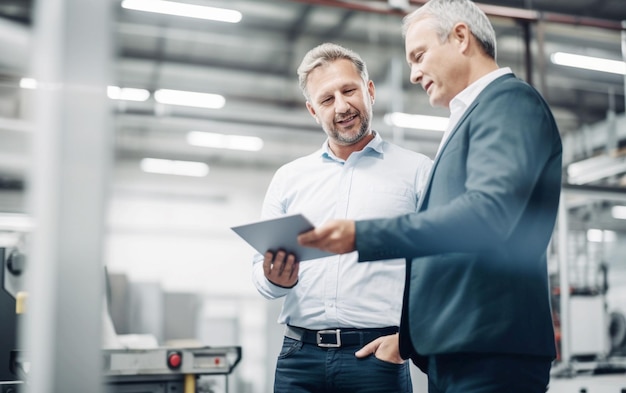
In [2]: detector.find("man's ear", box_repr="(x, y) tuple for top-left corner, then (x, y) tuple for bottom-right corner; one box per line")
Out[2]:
(451, 22), (471, 53)
(368, 80), (375, 104)
(305, 101), (320, 124)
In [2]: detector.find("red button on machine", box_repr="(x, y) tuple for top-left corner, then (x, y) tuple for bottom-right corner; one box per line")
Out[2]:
(167, 351), (182, 369)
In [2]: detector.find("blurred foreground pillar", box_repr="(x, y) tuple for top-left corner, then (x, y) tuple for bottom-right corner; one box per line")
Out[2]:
(21, 0), (114, 392)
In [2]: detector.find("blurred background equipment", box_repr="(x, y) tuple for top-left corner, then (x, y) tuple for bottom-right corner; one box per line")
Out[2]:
(0, 246), (26, 391)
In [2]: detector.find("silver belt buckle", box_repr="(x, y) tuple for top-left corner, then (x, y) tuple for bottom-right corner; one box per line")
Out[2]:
(317, 329), (341, 348)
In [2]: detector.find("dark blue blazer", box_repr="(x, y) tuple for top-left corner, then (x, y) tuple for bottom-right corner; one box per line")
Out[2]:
(355, 74), (561, 370)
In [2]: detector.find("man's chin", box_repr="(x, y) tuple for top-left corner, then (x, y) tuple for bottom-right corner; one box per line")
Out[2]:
(338, 132), (369, 146)
(429, 97), (445, 108)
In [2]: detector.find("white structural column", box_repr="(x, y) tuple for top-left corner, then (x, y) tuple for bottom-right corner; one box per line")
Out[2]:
(557, 194), (571, 367)
(21, 0), (113, 392)
(388, 55), (405, 146)
(622, 21), (625, 108)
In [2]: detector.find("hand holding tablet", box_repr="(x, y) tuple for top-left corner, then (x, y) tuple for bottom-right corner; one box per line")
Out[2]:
(231, 214), (335, 261)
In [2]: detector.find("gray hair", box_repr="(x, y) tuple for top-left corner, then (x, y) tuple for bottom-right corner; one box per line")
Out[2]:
(297, 43), (369, 100)
(402, 0), (496, 60)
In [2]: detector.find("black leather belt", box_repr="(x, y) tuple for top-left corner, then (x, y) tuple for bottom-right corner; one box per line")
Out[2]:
(285, 325), (398, 348)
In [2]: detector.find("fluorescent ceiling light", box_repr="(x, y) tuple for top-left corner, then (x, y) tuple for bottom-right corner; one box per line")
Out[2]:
(107, 86), (150, 101)
(587, 228), (616, 243)
(612, 205), (626, 220)
(154, 89), (225, 109)
(0, 213), (34, 231)
(187, 131), (263, 152)
(121, 0), (242, 23)
(384, 112), (448, 131)
(140, 158), (209, 177)
(19, 78), (37, 89)
(567, 154), (626, 184)
(551, 52), (626, 76)
(21, 79), (150, 103)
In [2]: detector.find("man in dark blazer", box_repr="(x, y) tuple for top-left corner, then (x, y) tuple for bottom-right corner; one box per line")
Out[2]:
(298, 0), (562, 392)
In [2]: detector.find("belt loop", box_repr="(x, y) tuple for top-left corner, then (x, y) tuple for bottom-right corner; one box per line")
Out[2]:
(358, 330), (365, 347)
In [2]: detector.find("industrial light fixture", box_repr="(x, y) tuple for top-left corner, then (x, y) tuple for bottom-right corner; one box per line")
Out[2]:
(187, 131), (263, 152)
(0, 213), (34, 231)
(154, 89), (225, 109)
(612, 205), (626, 220)
(121, 0), (242, 23)
(550, 52), (626, 76)
(383, 112), (448, 131)
(107, 86), (150, 102)
(567, 154), (626, 185)
(140, 158), (209, 177)
(587, 228), (616, 243)
(19, 78), (37, 89)
(21, 78), (151, 102)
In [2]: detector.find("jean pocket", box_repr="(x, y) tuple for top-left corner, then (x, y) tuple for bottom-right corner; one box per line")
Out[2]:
(277, 337), (302, 359)
(370, 354), (406, 369)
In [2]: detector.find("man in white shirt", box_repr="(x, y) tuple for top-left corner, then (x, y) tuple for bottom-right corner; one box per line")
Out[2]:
(252, 42), (432, 393)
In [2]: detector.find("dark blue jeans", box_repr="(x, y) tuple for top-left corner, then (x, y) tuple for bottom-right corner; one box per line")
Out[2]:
(427, 353), (551, 393)
(273, 337), (412, 393)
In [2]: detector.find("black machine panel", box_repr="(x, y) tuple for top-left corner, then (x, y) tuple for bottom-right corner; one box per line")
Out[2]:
(0, 247), (19, 384)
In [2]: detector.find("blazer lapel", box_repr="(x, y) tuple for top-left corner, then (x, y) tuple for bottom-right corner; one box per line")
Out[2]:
(415, 104), (476, 211)
(415, 74), (515, 212)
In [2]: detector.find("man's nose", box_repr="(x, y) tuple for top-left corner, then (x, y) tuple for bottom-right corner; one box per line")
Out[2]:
(409, 65), (422, 84)
(334, 95), (350, 113)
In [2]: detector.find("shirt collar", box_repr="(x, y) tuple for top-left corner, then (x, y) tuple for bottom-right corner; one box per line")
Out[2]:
(320, 131), (383, 161)
(449, 67), (513, 116)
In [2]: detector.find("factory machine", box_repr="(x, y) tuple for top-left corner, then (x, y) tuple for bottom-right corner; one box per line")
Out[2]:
(0, 246), (25, 393)
(103, 346), (241, 393)
(547, 233), (626, 392)
(1, 246), (242, 393)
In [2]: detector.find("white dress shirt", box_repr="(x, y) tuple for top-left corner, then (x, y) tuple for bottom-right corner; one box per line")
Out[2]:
(252, 131), (433, 329)
(436, 67), (513, 158)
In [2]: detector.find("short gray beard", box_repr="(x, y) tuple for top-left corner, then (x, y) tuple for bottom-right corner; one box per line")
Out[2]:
(327, 113), (370, 146)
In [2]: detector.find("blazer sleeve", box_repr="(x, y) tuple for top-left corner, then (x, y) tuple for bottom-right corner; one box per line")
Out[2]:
(356, 80), (562, 261)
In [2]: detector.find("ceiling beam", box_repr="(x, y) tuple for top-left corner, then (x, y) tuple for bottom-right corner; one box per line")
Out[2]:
(289, 0), (624, 30)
